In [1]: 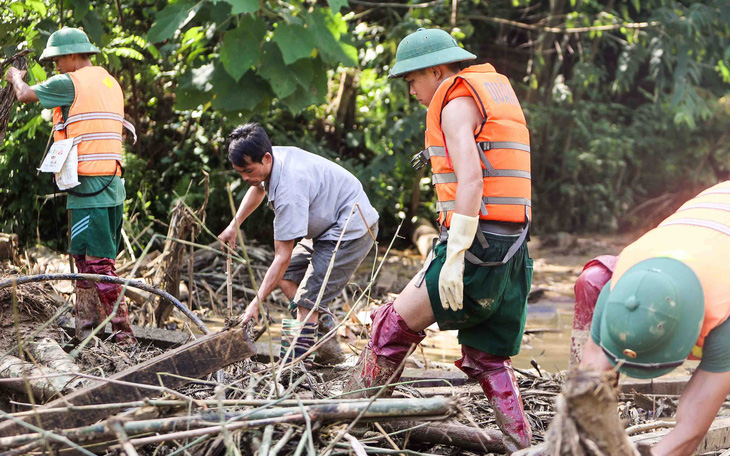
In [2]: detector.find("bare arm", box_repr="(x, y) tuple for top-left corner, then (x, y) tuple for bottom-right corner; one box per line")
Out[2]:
(441, 97), (484, 217)
(651, 369), (730, 456)
(218, 184), (266, 248)
(241, 239), (295, 322)
(4, 68), (38, 103)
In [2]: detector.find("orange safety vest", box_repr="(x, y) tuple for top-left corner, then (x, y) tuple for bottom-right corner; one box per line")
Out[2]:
(612, 181), (730, 358)
(414, 63), (531, 228)
(52, 66), (136, 177)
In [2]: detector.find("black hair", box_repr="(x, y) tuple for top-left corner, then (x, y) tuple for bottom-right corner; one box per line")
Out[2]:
(227, 123), (273, 167)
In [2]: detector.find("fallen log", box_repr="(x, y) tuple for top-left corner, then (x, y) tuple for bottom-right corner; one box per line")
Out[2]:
(27, 337), (80, 376)
(0, 354), (84, 400)
(0, 324), (255, 437)
(380, 420), (506, 453)
(60, 318), (192, 348)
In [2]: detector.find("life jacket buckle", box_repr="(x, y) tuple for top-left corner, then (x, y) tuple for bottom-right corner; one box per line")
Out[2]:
(410, 149), (429, 170)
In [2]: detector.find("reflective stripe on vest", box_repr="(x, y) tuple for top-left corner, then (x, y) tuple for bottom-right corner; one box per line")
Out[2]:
(54, 112), (137, 144)
(660, 218), (730, 236)
(424, 63), (531, 227)
(436, 197), (532, 213)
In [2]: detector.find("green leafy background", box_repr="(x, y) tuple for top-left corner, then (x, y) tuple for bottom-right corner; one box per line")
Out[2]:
(1, 0), (729, 253)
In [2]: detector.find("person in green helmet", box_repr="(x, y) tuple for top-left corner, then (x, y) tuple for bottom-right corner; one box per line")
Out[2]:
(344, 28), (534, 452)
(4, 27), (137, 344)
(579, 180), (730, 456)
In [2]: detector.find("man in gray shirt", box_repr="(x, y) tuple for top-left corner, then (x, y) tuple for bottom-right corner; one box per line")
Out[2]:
(218, 123), (379, 368)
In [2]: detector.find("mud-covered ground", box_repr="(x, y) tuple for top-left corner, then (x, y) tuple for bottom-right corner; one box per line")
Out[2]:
(0, 233), (710, 455)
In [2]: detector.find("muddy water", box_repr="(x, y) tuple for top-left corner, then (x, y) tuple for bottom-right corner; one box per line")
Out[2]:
(215, 297), (576, 373)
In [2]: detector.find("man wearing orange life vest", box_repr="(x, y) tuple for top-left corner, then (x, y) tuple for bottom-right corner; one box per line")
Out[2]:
(4, 27), (136, 344)
(579, 180), (730, 455)
(344, 28), (533, 452)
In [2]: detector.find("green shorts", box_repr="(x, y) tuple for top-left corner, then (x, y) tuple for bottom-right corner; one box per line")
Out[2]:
(69, 205), (124, 259)
(424, 232), (533, 357)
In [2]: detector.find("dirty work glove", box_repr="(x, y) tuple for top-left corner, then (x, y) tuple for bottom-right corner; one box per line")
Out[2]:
(439, 213), (479, 312)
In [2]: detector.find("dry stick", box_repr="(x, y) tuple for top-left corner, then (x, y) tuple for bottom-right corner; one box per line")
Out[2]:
(109, 419), (140, 456)
(373, 422), (404, 454)
(269, 426), (295, 456)
(625, 421), (675, 436)
(296, 396), (316, 456)
(227, 254), (233, 316)
(320, 345), (418, 456)
(259, 424), (275, 456)
(292, 427), (309, 456)
(343, 433), (368, 456)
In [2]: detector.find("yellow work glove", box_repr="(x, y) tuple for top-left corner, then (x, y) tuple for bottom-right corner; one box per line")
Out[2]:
(438, 213), (479, 312)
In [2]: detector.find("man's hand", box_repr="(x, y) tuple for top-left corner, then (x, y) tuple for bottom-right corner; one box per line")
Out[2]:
(218, 223), (238, 249)
(4, 67), (26, 84)
(241, 300), (259, 324)
(439, 213), (479, 311)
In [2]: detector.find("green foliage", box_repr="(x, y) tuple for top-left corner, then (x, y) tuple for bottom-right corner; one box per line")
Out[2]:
(1, 0), (730, 254)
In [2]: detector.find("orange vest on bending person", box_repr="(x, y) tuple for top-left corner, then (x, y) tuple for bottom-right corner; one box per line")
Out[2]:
(611, 180), (730, 358)
(422, 63), (531, 228)
(52, 66), (136, 176)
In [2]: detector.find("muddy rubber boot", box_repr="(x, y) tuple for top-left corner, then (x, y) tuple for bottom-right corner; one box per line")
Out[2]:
(478, 366), (532, 452)
(342, 301), (425, 398)
(343, 345), (406, 398)
(85, 257), (136, 345)
(315, 314), (346, 366)
(74, 286), (105, 341)
(73, 255), (105, 340)
(97, 284), (136, 345)
(281, 319), (317, 370)
(455, 345), (531, 453)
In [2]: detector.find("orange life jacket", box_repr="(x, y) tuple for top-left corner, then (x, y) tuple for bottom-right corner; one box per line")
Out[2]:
(415, 63), (531, 228)
(612, 180), (730, 358)
(52, 66), (136, 177)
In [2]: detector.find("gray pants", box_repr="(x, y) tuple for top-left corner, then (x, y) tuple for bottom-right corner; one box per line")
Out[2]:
(283, 225), (378, 313)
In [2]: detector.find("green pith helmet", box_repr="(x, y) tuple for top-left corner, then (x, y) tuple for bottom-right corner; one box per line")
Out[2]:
(39, 27), (101, 62)
(389, 28), (476, 79)
(595, 257), (704, 379)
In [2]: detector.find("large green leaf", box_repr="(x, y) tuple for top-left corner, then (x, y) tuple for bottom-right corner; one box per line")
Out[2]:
(272, 23), (315, 65)
(72, 0), (90, 21)
(281, 57), (328, 112)
(174, 64), (215, 109)
(220, 17), (266, 81)
(148, 0), (199, 43)
(259, 42), (298, 99)
(211, 65), (269, 112)
(304, 8), (357, 67)
(81, 10), (104, 46)
(215, 0), (259, 15)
